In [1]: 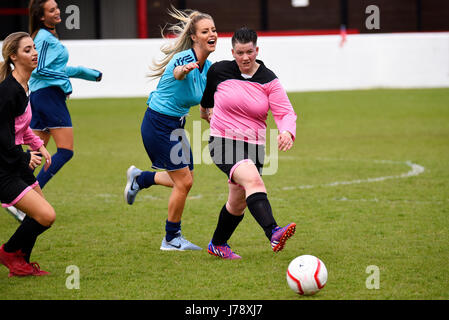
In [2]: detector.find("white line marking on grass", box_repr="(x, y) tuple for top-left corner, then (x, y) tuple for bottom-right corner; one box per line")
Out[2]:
(188, 194), (203, 200)
(140, 195), (162, 200)
(333, 197), (447, 204)
(281, 159), (425, 190)
(97, 193), (114, 198)
(140, 194), (203, 200)
(96, 194), (204, 201)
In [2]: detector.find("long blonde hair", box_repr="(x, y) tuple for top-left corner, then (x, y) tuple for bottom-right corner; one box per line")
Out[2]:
(148, 6), (213, 79)
(0, 32), (31, 82)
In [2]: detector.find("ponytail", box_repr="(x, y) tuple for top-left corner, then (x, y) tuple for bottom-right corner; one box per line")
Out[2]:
(0, 60), (13, 82)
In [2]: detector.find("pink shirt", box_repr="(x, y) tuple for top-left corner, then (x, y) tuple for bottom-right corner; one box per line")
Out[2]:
(210, 78), (297, 145)
(15, 102), (43, 151)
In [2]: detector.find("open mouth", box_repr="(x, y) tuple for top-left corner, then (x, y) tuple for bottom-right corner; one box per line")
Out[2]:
(207, 39), (216, 45)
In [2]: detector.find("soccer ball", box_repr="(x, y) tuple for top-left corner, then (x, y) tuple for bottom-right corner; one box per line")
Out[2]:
(286, 255), (328, 296)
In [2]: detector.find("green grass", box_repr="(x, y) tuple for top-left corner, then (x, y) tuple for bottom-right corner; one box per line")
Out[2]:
(1, 88), (448, 300)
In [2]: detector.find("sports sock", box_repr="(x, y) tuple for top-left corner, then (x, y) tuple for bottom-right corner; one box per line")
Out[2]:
(136, 171), (156, 189)
(20, 216), (49, 263)
(36, 148), (74, 189)
(211, 204), (244, 246)
(165, 220), (181, 242)
(246, 192), (278, 240)
(3, 216), (50, 261)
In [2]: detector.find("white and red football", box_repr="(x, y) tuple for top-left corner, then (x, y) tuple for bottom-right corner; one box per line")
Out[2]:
(286, 255), (328, 296)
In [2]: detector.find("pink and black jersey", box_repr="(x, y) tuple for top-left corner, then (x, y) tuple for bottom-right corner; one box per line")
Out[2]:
(201, 60), (297, 145)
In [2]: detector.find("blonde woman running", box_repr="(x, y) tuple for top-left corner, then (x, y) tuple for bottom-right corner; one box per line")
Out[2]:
(124, 8), (217, 251)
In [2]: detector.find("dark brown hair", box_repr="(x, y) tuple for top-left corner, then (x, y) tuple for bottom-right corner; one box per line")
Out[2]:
(28, 0), (49, 38)
(232, 27), (258, 47)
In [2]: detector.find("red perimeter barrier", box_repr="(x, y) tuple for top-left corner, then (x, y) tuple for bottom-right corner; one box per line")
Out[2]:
(218, 29), (360, 37)
(0, 8), (28, 15)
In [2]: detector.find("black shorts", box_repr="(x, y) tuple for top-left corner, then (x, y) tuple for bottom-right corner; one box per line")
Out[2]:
(208, 136), (265, 184)
(0, 168), (38, 208)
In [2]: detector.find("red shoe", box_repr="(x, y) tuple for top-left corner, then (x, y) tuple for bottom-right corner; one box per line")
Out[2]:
(0, 244), (34, 277)
(270, 223), (296, 252)
(29, 262), (50, 276)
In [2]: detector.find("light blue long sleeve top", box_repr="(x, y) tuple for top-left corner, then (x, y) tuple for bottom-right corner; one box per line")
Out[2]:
(29, 28), (101, 95)
(147, 48), (212, 117)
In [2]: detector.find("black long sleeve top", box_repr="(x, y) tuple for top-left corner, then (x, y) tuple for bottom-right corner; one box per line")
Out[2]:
(0, 73), (31, 173)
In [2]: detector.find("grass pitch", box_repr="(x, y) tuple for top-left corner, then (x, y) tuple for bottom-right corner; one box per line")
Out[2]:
(0, 88), (448, 300)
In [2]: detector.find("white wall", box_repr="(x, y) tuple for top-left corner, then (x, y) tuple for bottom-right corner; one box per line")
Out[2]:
(3, 32), (449, 98)
(256, 32), (449, 92)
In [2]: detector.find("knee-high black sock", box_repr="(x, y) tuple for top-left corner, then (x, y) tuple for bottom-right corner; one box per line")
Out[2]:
(246, 192), (277, 240)
(21, 216), (49, 262)
(3, 216), (49, 262)
(211, 204), (244, 246)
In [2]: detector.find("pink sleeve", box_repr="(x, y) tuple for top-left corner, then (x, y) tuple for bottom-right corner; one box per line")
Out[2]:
(267, 79), (297, 140)
(22, 127), (43, 151)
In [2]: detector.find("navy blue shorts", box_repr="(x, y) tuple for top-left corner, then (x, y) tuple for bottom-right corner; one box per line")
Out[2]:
(141, 107), (194, 171)
(30, 86), (72, 132)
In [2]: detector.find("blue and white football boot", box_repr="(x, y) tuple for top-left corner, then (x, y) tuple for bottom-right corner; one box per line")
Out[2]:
(160, 232), (202, 251)
(124, 165), (143, 205)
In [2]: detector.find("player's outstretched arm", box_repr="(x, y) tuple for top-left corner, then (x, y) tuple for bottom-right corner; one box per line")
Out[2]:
(173, 61), (199, 80)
